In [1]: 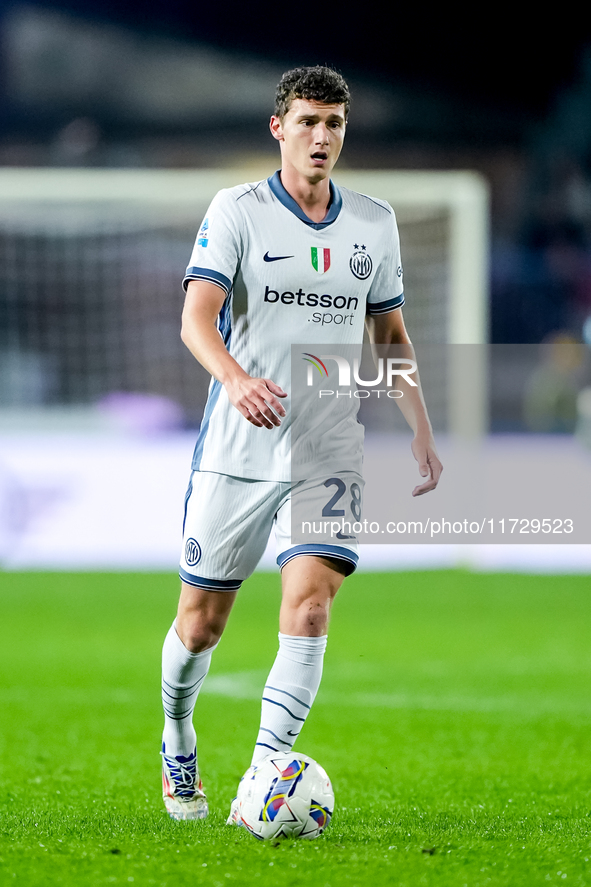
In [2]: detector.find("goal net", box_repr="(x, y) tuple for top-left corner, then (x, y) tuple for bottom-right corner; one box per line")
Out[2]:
(0, 168), (489, 434)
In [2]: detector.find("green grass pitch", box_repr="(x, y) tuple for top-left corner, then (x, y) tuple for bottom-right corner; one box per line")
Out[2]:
(1, 568), (591, 886)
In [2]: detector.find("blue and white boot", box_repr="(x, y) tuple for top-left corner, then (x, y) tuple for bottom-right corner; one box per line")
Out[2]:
(161, 743), (208, 821)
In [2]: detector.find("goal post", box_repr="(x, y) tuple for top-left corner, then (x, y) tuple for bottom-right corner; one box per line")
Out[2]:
(335, 170), (490, 441)
(334, 170), (490, 346)
(0, 167), (489, 436)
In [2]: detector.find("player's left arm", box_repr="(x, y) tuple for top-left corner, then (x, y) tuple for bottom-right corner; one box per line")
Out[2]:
(366, 309), (442, 496)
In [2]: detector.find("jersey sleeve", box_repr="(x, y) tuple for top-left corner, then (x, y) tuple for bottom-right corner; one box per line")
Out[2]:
(183, 188), (244, 296)
(366, 205), (405, 315)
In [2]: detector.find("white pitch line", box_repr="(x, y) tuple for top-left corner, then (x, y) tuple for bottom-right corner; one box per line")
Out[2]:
(202, 672), (591, 718)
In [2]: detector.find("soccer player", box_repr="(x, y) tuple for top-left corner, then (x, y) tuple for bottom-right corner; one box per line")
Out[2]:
(160, 66), (442, 820)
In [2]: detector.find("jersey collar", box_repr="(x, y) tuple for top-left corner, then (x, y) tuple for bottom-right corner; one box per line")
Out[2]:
(268, 170), (342, 230)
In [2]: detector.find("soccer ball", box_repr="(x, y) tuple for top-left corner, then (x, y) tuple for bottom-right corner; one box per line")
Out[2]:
(237, 752), (334, 840)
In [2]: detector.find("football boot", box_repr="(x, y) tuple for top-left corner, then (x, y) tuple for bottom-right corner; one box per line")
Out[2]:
(161, 743), (208, 820)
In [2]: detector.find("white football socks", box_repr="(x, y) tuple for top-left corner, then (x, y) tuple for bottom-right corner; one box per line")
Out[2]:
(251, 633), (328, 767)
(161, 621), (217, 758)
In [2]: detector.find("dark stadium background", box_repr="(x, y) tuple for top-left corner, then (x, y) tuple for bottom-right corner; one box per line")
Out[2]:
(2, 14), (591, 884)
(1, 0), (591, 345)
(1, 1), (591, 571)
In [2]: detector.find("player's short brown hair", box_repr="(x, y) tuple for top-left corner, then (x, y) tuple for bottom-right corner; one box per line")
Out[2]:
(274, 66), (351, 120)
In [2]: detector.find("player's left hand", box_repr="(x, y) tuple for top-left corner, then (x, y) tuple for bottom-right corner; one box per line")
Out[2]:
(410, 433), (442, 496)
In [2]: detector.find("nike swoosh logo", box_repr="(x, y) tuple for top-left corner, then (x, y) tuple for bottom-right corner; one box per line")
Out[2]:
(286, 730), (299, 737)
(263, 252), (294, 262)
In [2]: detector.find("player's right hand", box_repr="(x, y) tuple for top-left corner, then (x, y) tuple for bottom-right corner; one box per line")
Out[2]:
(225, 376), (287, 429)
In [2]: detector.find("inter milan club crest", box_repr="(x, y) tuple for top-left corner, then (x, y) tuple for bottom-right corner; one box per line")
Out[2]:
(185, 537), (202, 567)
(311, 247), (331, 274)
(349, 244), (372, 280)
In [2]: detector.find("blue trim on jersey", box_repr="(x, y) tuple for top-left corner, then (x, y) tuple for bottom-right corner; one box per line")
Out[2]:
(268, 171), (342, 230)
(191, 291), (233, 469)
(183, 266), (233, 294)
(217, 292), (232, 345)
(367, 292), (405, 315)
(236, 181), (264, 201)
(191, 379), (221, 470)
(179, 567), (243, 591)
(359, 194), (392, 215)
(277, 543), (358, 575)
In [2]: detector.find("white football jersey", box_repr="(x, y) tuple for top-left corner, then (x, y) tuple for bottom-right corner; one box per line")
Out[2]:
(183, 171), (404, 481)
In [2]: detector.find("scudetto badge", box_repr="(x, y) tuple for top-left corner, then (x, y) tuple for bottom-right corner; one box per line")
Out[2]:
(350, 244), (372, 280)
(311, 246), (331, 274)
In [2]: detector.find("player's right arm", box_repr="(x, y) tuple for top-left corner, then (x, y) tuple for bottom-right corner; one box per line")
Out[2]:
(181, 280), (287, 429)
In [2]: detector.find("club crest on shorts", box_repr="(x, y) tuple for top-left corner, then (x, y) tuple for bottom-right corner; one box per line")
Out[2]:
(185, 537), (202, 567)
(349, 244), (372, 280)
(311, 247), (330, 274)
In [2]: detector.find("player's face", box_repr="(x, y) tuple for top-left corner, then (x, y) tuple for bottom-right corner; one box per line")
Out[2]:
(270, 99), (346, 183)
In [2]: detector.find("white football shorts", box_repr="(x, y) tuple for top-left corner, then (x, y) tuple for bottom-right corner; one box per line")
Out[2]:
(179, 470), (361, 591)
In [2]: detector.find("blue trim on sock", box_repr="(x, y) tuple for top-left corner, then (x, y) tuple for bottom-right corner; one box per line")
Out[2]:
(265, 685), (310, 710)
(261, 697), (306, 722)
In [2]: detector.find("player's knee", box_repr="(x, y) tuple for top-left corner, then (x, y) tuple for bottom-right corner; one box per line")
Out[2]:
(285, 595), (332, 636)
(303, 600), (330, 634)
(176, 614), (224, 654)
(177, 583), (235, 652)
